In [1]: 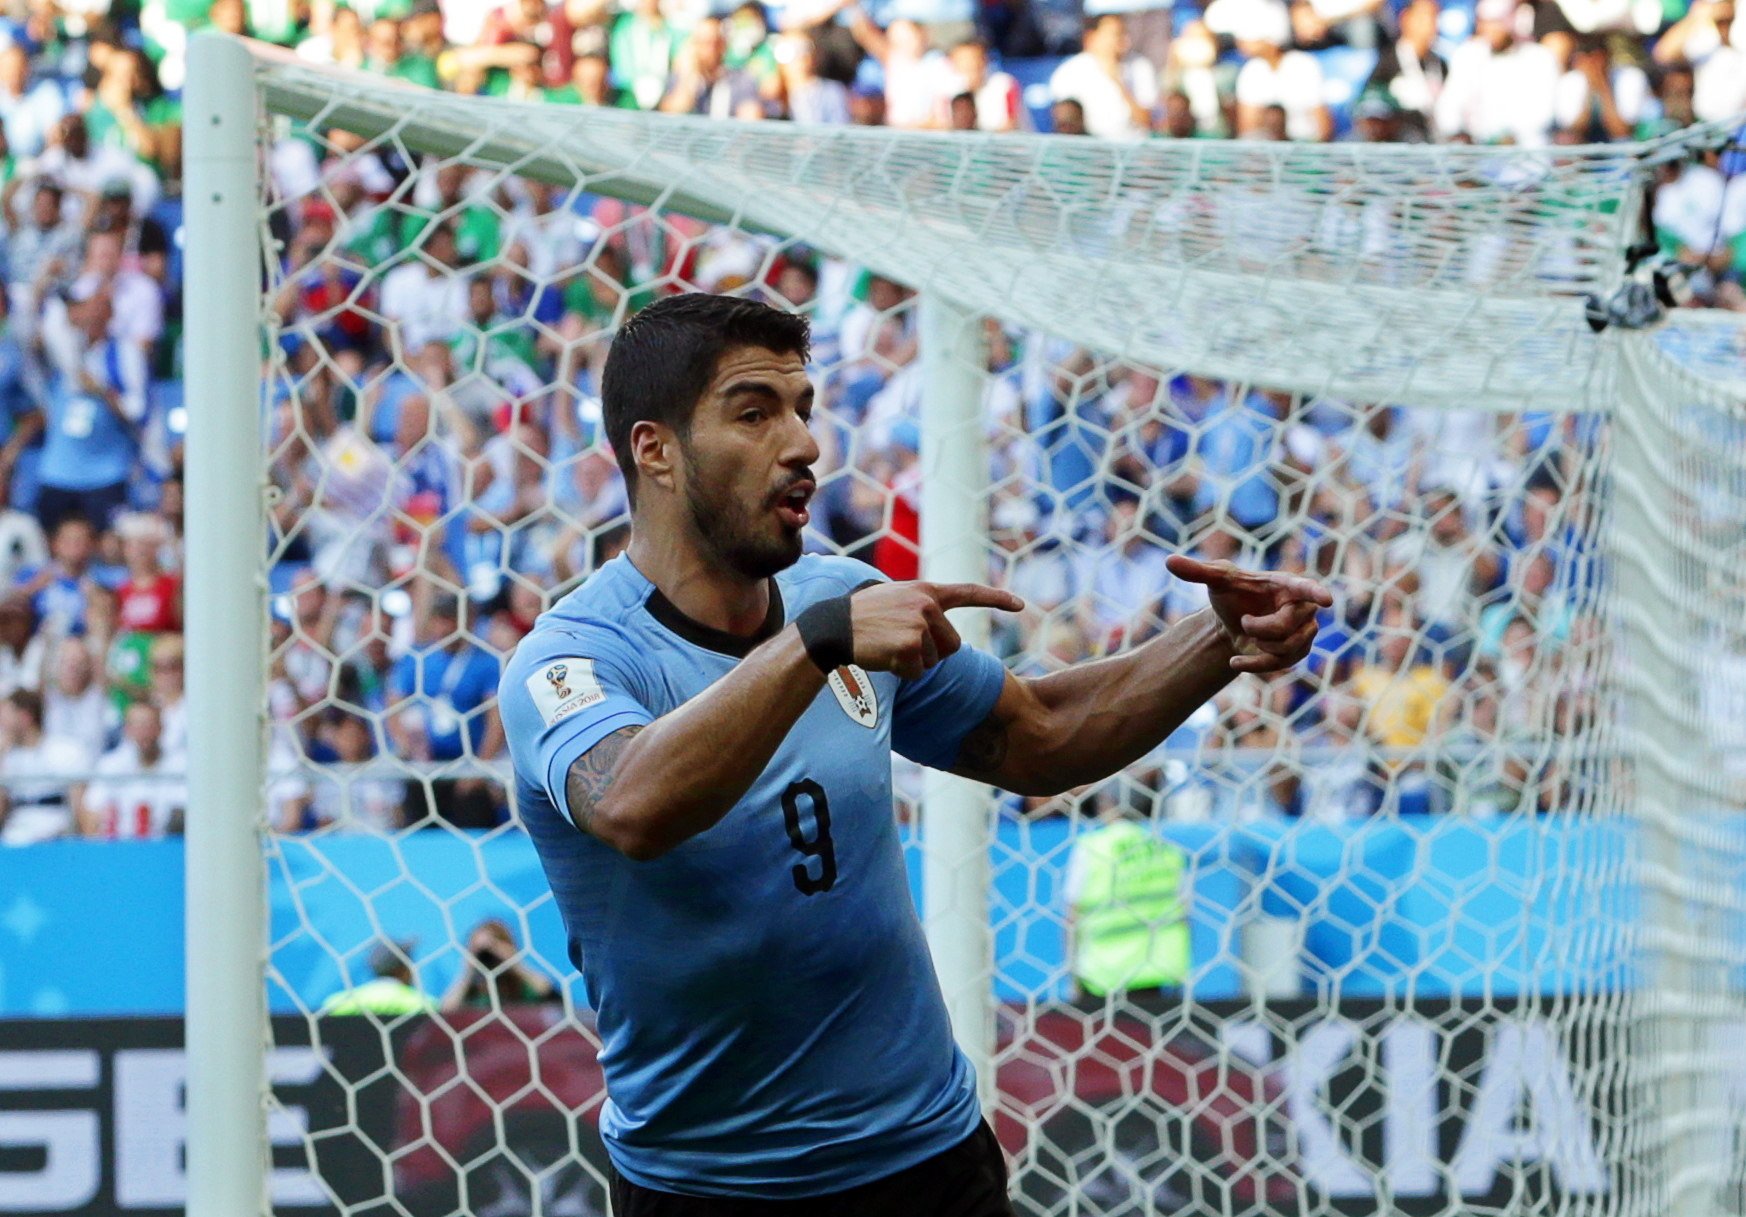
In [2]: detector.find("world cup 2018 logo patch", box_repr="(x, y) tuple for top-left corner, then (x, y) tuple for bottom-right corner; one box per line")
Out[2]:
(525, 657), (605, 727)
(827, 664), (878, 729)
(546, 663), (572, 700)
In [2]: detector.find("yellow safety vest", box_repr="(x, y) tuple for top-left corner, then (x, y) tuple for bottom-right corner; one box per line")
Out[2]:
(317, 978), (436, 1017)
(1069, 821), (1190, 997)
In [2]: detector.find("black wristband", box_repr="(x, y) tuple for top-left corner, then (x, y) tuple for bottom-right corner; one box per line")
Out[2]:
(795, 594), (854, 673)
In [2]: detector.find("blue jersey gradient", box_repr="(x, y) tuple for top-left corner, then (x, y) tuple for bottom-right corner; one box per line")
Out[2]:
(498, 553), (1006, 1197)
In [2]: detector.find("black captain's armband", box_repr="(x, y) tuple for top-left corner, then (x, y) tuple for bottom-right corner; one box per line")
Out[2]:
(794, 595), (853, 673)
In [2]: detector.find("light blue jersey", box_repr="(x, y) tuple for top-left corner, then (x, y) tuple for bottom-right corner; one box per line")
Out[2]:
(499, 553), (1006, 1198)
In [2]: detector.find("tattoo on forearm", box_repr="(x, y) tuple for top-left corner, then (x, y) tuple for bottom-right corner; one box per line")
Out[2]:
(951, 712), (1010, 781)
(564, 725), (643, 836)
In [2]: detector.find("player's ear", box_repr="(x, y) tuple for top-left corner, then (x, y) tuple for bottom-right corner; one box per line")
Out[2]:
(629, 421), (678, 494)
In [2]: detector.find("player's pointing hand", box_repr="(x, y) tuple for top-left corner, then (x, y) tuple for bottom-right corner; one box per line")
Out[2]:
(850, 581), (1024, 680)
(1165, 554), (1334, 675)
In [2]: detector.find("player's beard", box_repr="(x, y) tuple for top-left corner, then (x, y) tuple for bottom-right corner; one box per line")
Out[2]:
(681, 443), (805, 581)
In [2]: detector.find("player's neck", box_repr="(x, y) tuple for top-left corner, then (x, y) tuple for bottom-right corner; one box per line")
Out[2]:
(626, 528), (772, 640)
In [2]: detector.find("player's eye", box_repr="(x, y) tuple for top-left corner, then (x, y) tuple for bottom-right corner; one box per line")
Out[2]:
(739, 408), (765, 424)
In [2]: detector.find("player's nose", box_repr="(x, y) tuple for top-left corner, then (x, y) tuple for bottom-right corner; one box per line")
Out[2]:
(783, 409), (821, 467)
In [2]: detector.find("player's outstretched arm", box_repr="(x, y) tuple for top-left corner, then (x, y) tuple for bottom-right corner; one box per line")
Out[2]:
(564, 580), (1023, 860)
(948, 556), (1332, 796)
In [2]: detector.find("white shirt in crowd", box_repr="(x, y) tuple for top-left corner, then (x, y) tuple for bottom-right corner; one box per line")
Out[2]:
(377, 262), (469, 354)
(45, 681), (110, 759)
(882, 52), (955, 128)
(1553, 62), (1649, 132)
(1435, 38), (1560, 145)
(1234, 52), (1328, 141)
(1074, 541), (1174, 637)
(951, 70), (1033, 131)
(1049, 52), (1159, 139)
(0, 732), (91, 845)
(1386, 527), (1475, 630)
(83, 740), (188, 840)
(0, 634), (47, 700)
(310, 766), (406, 832)
(1678, 18), (1746, 122)
(1654, 162), (1746, 256)
(108, 267), (166, 348)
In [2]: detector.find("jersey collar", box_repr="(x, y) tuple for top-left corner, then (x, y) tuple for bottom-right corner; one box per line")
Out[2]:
(644, 579), (785, 659)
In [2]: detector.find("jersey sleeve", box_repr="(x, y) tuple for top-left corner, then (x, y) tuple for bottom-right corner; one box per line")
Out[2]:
(499, 627), (655, 814)
(891, 642), (1009, 771)
(802, 553), (1012, 772)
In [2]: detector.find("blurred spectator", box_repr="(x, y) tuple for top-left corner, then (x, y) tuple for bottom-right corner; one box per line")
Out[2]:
(365, 16), (443, 89)
(4, 177), (81, 341)
(1229, 0), (1332, 140)
(43, 635), (108, 758)
(0, 688), (90, 844)
(379, 220), (469, 356)
(1654, 0), (1746, 122)
(943, 36), (1029, 131)
(850, 16), (945, 129)
(16, 515), (105, 637)
(0, 45), (65, 160)
(610, 0), (678, 110)
(775, 32), (850, 123)
(147, 634), (186, 754)
(442, 918), (557, 1009)
(1161, 22), (1228, 135)
(387, 592), (503, 827)
(78, 699), (185, 838)
(1553, 35), (1647, 140)
(309, 710), (407, 831)
(1050, 96), (1088, 133)
(1652, 148), (1746, 308)
(35, 114), (158, 219)
(1364, 0), (1447, 137)
(319, 939), (437, 1016)
(1063, 797), (1190, 998)
(1348, 600), (1451, 751)
(1298, 686), (1383, 819)
(114, 511), (179, 634)
(35, 280), (148, 530)
(1385, 486), (1499, 637)
(1436, 0), (1560, 144)
(1049, 15), (1158, 139)
(659, 17), (759, 117)
(80, 222), (165, 350)
(0, 593), (45, 696)
(1074, 496), (1173, 648)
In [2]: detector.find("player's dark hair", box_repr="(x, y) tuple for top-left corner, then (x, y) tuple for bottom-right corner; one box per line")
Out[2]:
(602, 293), (811, 500)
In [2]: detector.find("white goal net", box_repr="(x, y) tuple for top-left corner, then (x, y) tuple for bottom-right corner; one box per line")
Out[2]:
(182, 32), (1746, 1217)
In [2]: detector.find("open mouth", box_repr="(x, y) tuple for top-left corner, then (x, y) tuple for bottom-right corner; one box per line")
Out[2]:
(773, 480), (815, 530)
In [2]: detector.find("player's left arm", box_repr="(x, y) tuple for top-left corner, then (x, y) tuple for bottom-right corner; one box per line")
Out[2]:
(950, 556), (1332, 796)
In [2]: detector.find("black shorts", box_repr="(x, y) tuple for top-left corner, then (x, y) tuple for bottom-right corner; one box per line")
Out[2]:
(609, 1119), (1015, 1217)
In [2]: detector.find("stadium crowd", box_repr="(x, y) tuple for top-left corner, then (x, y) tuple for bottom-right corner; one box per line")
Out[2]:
(0, 0), (1734, 845)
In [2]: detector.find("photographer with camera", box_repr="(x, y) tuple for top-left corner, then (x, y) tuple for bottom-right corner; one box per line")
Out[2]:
(440, 917), (558, 1012)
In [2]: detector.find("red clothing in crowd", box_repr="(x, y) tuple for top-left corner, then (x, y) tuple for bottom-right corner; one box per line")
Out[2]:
(872, 468), (921, 582)
(118, 573), (182, 633)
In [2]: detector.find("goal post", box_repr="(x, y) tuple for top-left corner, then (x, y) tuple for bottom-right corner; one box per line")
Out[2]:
(184, 32), (270, 1217)
(918, 294), (995, 1108)
(185, 31), (1746, 1217)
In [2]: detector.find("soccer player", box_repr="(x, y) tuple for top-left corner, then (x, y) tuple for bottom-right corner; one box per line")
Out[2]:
(500, 294), (1330, 1214)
